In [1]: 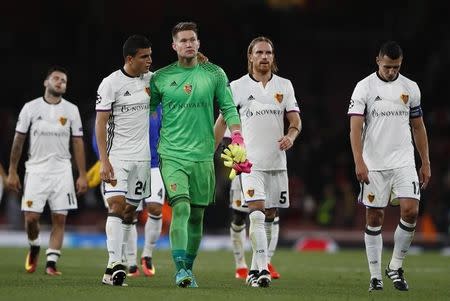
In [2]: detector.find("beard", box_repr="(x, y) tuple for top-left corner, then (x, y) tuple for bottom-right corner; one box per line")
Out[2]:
(48, 88), (65, 97)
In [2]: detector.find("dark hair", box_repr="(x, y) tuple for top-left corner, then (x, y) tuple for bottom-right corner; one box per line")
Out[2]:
(123, 35), (151, 58)
(247, 36), (278, 74)
(46, 66), (68, 79)
(172, 22), (198, 39)
(379, 41), (403, 59)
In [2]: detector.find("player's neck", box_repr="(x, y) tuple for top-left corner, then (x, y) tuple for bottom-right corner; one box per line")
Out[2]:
(123, 64), (140, 77)
(178, 57), (198, 68)
(251, 71), (272, 87)
(43, 91), (62, 104)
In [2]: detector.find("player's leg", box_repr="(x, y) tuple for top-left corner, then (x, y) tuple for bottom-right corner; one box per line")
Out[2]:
(386, 166), (420, 291)
(243, 170), (270, 287)
(24, 211), (41, 273)
(141, 168), (164, 276)
(229, 177), (249, 279)
(184, 160), (215, 288)
(22, 172), (50, 273)
(161, 157), (192, 287)
(230, 209), (248, 279)
(45, 170), (78, 276)
(45, 211), (67, 275)
(265, 208), (280, 279)
(124, 204), (140, 277)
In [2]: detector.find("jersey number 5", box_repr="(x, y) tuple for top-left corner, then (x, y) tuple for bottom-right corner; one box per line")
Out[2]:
(279, 191), (287, 204)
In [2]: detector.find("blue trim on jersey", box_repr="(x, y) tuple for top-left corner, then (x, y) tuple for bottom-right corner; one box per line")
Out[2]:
(150, 105), (162, 168)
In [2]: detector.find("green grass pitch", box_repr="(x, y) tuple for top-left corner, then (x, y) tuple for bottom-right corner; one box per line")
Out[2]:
(0, 248), (449, 301)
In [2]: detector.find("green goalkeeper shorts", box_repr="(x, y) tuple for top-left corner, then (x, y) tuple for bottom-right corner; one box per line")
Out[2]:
(160, 156), (215, 207)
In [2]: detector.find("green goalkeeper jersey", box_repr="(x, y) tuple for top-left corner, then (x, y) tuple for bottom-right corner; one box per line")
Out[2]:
(150, 61), (240, 161)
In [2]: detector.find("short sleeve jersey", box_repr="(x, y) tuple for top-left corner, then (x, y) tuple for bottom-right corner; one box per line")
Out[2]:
(150, 62), (240, 162)
(347, 72), (422, 170)
(96, 69), (151, 161)
(232, 74), (300, 170)
(15, 97), (83, 173)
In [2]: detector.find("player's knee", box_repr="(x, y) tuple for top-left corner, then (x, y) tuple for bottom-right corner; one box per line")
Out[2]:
(231, 209), (247, 226)
(172, 200), (190, 220)
(401, 208), (418, 223)
(366, 208), (384, 226)
(249, 210), (265, 224)
(147, 204), (162, 216)
(265, 208), (277, 221)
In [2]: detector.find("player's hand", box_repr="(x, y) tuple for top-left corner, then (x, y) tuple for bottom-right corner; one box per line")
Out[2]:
(278, 135), (294, 151)
(87, 161), (101, 188)
(100, 159), (115, 184)
(6, 171), (21, 193)
(355, 160), (369, 184)
(76, 175), (88, 195)
(419, 162), (431, 190)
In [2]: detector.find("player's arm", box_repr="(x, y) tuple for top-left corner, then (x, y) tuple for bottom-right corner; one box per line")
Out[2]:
(349, 115), (369, 184)
(7, 132), (26, 192)
(0, 163), (7, 189)
(95, 111), (114, 183)
(71, 137), (88, 194)
(279, 112), (301, 151)
(214, 114), (227, 150)
(410, 117), (431, 189)
(149, 75), (161, 113)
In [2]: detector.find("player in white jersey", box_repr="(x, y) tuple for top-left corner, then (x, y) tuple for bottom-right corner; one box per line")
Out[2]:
(7, 66), (88, 276)
(348, 41), (431, 292)
(215, 37), (301, 287)
(95, 35), (152, 286)
(219, 129), (281, 280)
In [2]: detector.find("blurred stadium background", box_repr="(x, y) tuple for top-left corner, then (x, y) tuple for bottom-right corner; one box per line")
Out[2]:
(0, 0), (449, 253)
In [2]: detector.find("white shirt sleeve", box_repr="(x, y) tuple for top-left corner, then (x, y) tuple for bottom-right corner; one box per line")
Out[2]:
(96, 78), (115, 111)
(348, 81), (366, 115)
(71, 106), (84, 137)
(230, 81), (241, 107)
(15, 104), (31, 134)
(285, 80), (300, 113)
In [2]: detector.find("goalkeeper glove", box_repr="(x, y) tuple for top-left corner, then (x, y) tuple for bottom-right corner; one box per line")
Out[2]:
(221, 149), (252, 180)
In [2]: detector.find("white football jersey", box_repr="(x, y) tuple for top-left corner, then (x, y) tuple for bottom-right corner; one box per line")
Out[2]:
(348, 72), (421, 170)
(231, 74), (300, 170)
(16, 97), (83, 173)
(96, 69), (152, 161)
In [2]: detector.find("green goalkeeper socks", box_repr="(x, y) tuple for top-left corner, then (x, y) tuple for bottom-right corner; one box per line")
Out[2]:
(170, 199), (191, 271)
(186, 206), (205, 270)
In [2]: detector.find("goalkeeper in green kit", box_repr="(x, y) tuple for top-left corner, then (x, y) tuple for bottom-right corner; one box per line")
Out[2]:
(149, 21), (252, 288)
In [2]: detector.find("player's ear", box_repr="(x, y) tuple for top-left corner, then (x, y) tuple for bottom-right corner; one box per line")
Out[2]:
(172, 42), (177, 52)
(43, 79), (49, 88)
(375, 56), (380, 66)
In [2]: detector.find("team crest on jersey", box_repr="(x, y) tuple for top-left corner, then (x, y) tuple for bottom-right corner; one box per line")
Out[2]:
(274, 92), (284, 103)
(235, 200), (242, 207)
(145, 87), (150, 96)
(26, 200), (33, 208)
(59, 117), (67, 126)
(400, 93), (409, 104)
(247, 189), (254, 197)
(170, 183), (177, 191)
(368, 193), (375, 203)
(183, 84), (192, 94)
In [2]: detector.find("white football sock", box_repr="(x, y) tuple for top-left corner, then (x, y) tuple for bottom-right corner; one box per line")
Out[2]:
(125, 223), (137, 267)
(141, 213), (162, 258)
(230, 222), (247, 269)
(249, 210), (268, 272)
(268, 216), (279, 262)
(46, 248), (61, 263)
(106, 216), (124, 265)
(365, 225), (383, 280)
(389, 219), (416, 270)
